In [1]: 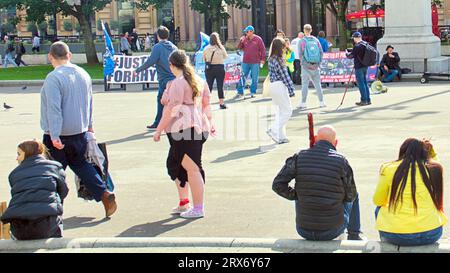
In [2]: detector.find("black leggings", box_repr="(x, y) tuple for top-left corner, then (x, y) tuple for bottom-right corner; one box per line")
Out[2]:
(205, 64), (225, 100)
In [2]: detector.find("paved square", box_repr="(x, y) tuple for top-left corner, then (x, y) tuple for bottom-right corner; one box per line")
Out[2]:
(1, 81), (449, 240)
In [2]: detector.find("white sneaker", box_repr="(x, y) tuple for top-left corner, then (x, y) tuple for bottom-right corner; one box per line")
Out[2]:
(298, 103), (307, 110)
(278, 138), (290, 144)
(319, 101), (327, 108)
(172, 204), (191, 214)
(266, 129), (280, 144)
(180, 209), (204, 219)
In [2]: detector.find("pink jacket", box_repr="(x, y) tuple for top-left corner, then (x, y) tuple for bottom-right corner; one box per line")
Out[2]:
(160, 76), (212, 134)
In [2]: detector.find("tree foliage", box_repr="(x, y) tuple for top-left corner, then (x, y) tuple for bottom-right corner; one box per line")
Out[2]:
(320, 0), (351, 49)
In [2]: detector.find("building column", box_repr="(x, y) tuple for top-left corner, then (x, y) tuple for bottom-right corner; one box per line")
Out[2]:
(377, 0), (447, 72)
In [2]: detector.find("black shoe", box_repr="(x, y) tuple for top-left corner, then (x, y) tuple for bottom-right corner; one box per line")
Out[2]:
(355, 101), (369, 106)
(146, 123), (158, 129)
(220, 104), (227, 109)
(347, 232), (366, 241)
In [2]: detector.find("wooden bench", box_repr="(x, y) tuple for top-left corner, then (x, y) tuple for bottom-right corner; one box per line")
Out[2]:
(0, 202), (10, 240)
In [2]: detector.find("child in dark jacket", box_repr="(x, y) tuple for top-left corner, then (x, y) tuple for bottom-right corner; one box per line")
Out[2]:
(1, 140), (68, 240)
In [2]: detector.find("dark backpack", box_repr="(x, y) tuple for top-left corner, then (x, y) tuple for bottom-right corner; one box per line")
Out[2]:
(20, 44), (26, 54)
(360, 42), (378, 67)
(7, 42), (14, 53)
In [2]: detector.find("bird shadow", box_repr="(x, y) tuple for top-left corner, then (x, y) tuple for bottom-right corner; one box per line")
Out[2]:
(117, 215), (198, 237)
(63, 216), (110, 230)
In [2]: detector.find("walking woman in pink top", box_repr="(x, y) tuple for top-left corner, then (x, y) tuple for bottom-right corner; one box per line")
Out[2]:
(153, 50), (215, 219)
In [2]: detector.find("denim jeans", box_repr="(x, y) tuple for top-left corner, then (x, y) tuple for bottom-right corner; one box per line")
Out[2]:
(296, 195), (362, 241)
(43, 133), (107, 202)
(380, 67), (399, 83)
(3, 52), (18, 68)
(374, 207), (443, 246)
(154, 78), (173, 126)
(355, 67), (370, 103)
(237, 63), (260, 94)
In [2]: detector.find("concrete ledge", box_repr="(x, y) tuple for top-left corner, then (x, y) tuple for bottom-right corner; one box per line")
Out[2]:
(0, 80), (106, 87)
(1, 237), (449, 253)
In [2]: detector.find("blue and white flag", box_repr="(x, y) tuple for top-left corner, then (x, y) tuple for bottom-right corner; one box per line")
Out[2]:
(198, 32), (210, 52)
(102, 21), (115, 78)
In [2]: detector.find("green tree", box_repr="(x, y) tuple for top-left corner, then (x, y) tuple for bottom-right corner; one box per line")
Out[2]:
(75, 22), (81, 33)
(1, 22), (16, 34)
(27, 22), (38, 33)
(38, 21), (48, 35)
(0, 0), (117, 65)
(320, 0), (351, 50)
(137, 0), (250, 34)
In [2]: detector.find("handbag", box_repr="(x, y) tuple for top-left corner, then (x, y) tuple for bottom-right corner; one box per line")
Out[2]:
(205, 49), (217, 71)
(262, 76), (271, 98)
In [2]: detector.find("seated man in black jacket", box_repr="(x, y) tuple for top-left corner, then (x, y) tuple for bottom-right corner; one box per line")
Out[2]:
(272, 125), (363, 241)
(380, 45), (401, 83)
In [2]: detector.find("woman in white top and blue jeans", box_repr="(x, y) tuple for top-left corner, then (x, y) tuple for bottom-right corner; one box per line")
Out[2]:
(266, 38), (295, 144)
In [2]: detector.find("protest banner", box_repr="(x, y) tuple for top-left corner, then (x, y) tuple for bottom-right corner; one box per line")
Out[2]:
(195, 52), (242, 86)
(320, 52), (378, 83)
(106, 55), (158, 85)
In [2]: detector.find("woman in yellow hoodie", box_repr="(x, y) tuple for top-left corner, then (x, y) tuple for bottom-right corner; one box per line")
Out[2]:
(373, 138), (447, 246)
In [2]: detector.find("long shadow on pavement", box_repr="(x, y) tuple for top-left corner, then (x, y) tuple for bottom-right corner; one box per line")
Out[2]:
(63, 216), (110, 230)
(106, 131), (154, 146)
(117, 215), (198, 237)
(211, 147), (266, 163)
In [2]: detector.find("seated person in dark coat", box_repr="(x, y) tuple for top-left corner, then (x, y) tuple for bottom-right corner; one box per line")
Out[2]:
(380, 45), (402, 82)
(1, 140), (68, 240)
(272, 126), (364, 241)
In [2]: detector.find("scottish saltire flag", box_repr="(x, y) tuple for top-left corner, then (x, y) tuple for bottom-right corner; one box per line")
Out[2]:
(102, 21), (115, 77)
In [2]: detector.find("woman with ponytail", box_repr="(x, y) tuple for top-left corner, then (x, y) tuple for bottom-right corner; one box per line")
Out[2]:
(153, 50), (215, 219)
(1, 140), (68, 240)
(373, 138), (447, 246)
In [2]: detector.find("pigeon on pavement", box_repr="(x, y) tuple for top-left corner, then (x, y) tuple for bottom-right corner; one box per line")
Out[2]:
(3, 102), (13, 110)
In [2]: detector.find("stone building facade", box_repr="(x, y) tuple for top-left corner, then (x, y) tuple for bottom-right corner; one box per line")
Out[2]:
(4, 0), (450, 46)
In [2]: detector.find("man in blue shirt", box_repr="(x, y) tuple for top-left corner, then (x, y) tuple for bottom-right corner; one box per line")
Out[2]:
(135, 26), (178, 129)
(318, 31), (329, 53)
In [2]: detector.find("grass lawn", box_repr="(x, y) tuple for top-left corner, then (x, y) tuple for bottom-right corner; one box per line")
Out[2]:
(1, 64), (104, 80)
(1, 63), (268, 81)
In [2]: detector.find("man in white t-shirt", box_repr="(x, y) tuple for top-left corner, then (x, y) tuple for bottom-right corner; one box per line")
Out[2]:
(290, 32), (304, 85)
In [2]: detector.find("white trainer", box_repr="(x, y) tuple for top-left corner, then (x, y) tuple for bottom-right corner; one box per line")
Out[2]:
(298, 103), (307, 110)
(266, 129), (280, 144)
(319, 101), (327, 108)
(172, 204), (191, 214)
(180, 209), (204, 219)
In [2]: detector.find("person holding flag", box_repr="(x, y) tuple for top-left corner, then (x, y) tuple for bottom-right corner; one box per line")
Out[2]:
(101, 21), (115, 78)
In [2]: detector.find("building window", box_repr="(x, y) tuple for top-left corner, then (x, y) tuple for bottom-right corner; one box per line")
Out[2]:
(252, 0), (276, 45)
(118, 0), (135, 34)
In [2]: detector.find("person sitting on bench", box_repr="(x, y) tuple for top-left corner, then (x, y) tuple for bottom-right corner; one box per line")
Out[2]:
(380, 45), (402, 83)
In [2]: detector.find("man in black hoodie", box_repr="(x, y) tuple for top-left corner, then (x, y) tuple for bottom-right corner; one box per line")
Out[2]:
(135, 26), (177, 129)
(272, 125), (364, 241)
